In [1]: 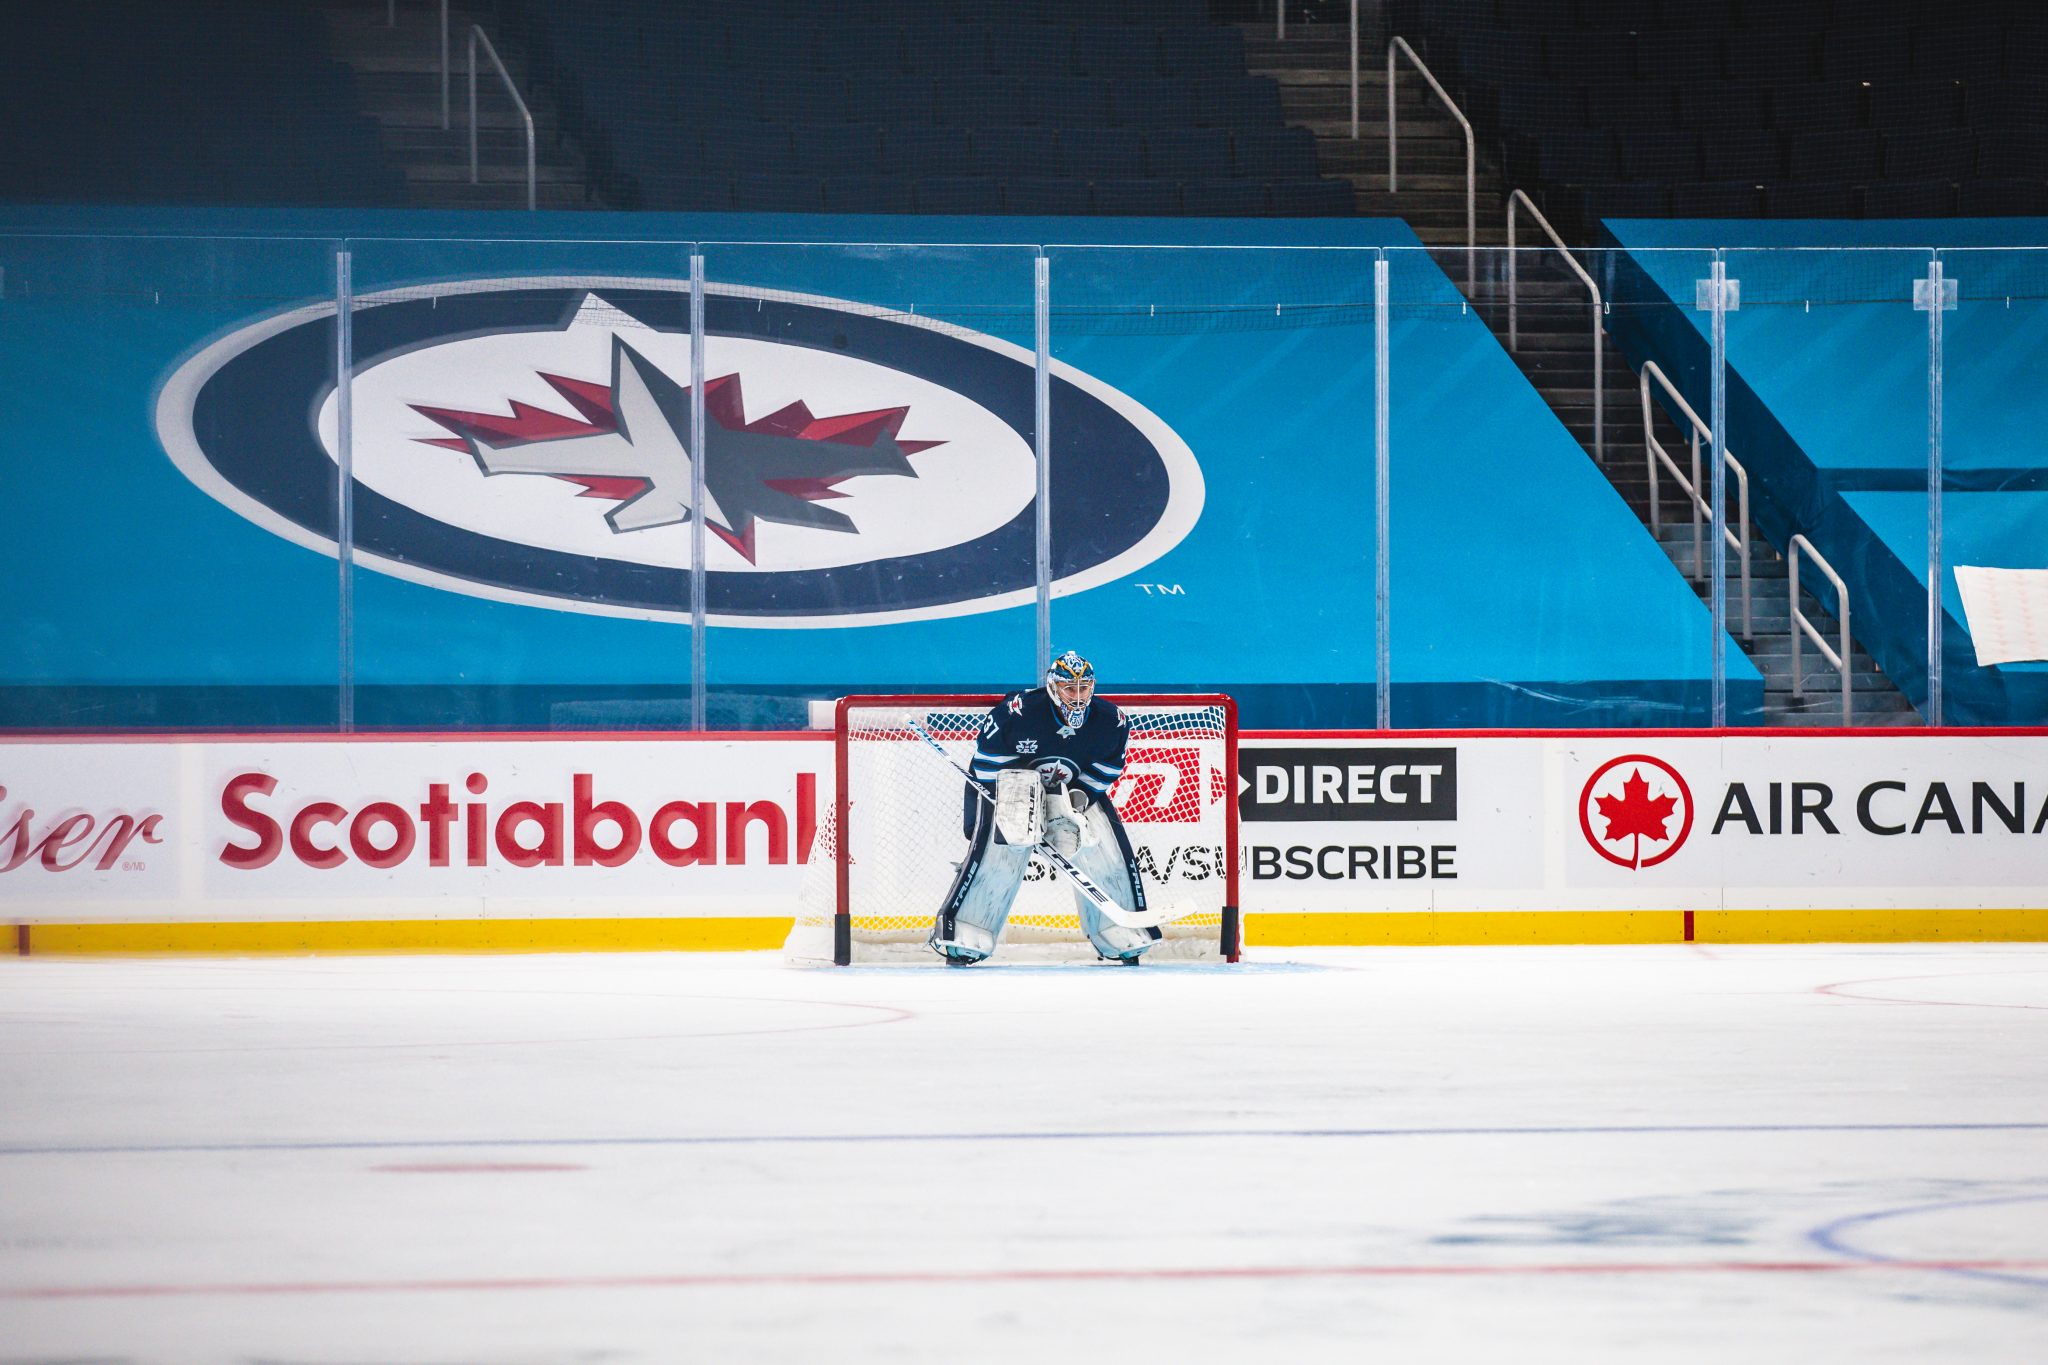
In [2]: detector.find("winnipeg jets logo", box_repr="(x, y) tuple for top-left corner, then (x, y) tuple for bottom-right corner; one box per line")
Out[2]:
(1007, 695), (1025, 716)
(414, 334), (940, 563)
(1014, 739), (1039, 754)
(157, 276), (1204, 626)
(1056, 724), (1078, 739)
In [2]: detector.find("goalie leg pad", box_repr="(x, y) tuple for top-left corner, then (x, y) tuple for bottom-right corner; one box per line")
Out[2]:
(1066, 803), (1162, 960)
(993, 769), (1043, 846)
(931, 800), (1031, 963)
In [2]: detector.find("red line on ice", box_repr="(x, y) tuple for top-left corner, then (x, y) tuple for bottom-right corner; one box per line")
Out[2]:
(11, 1257), (2048, 1300)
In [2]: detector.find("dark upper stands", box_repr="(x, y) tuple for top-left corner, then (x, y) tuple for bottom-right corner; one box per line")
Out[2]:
(1390, 0), (2048, 234)
(0, 1), (405, 209)
(504, 0), (1353, 216)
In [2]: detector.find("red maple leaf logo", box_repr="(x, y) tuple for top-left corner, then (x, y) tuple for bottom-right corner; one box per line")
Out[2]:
(1595, 769), (1679, 869)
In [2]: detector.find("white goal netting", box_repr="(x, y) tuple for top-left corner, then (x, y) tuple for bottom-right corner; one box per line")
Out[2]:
(786, 695), (1238, 965)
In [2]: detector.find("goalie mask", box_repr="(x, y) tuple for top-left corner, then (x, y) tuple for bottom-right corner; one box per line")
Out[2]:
(1044, 650), (1096, 729)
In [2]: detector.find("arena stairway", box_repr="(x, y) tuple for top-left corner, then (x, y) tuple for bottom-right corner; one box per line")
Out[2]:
(1243, 10), (1509, 242)
(1246, 8), (1919, 726)
(318, 0), (596, 210)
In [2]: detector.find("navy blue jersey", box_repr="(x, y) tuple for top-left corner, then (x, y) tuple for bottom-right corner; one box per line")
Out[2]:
(967, 688), (1130, 807)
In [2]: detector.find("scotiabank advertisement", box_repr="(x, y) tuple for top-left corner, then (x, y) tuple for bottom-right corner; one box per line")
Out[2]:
(6, 732), (2048, 925)
(0, 737), (828, 922)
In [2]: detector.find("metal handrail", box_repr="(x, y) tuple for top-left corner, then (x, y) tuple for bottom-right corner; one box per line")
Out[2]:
(1507, 189), (1604, 464)
(1386, 37), (1475, 290)
(468, 24), (535, 211)
(1638, 361), (1752, 640)
(1789, 534), (1853, 724)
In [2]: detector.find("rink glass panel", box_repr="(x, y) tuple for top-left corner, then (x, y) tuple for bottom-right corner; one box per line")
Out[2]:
(1721, 246), (1937, 728)
(693, 242), (1043, 727)
(0, 234), (344, 730)
(1385, 245), (1739, 727)
(1044, 244), (1378, 728)
(338, 237), (698, 731)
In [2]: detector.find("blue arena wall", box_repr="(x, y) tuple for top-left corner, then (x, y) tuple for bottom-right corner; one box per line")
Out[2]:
(1602, 218), (2048, 726)
(0, 206), (1751, 730)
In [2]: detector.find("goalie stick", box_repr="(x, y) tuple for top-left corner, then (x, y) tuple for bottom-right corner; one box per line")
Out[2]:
(902, 718), (1198, 932)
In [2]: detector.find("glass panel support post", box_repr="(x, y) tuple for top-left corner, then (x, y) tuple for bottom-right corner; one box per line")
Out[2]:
(1373, 255), (1391, 731)
(335, 247), (355, 734)
(1916, 258), (1956, 727)
(1034, 252), (1052, 678)
(689, 251), (708, 732)
(1697, 260), (1738, 728)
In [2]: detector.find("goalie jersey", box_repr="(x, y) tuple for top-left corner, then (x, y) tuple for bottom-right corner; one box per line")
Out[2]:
(963, 689), (1130, 830)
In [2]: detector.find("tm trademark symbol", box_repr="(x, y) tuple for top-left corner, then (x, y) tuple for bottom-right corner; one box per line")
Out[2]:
(1135, 583), (1185, 596)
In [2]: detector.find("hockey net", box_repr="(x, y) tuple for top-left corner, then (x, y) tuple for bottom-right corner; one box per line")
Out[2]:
(786, 694), (1239, 965)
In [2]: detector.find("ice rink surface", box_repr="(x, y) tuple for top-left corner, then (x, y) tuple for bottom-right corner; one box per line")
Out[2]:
(2, 943), (2046, 1364)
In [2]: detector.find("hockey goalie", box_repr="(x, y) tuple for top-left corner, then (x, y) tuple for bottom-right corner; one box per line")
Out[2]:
(930, 651), (1160, 967)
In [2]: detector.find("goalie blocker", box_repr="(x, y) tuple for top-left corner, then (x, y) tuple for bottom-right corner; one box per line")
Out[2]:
(787, 694), (1240, 966)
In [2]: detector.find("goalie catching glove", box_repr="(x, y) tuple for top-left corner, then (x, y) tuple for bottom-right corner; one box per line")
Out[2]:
(993, 770), (1092, 856)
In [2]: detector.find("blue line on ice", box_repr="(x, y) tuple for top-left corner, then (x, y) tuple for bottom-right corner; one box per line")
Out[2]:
(6, 1122), (2048, 1158)
(1809, 1192), (2048, 1291)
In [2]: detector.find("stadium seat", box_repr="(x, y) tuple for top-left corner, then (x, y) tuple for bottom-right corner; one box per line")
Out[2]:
(1003, 177), (1089, 214)
(1976, 128), (2048, 179)
(821, 175), (914, 214)
(1072, 25), (1161, 78)
(1063, 129), (1145, 181)
(1861, 179), (1956, 216)
(1913, 23), (2005, 82)
(1764, 182), (1858, 218)
(847, 77), (933, 126)
(987, 24), (1075, 79)
(1964, 80), (2048, 128)
(636, 174), (734, 212)
(936, 77), (1024, 127)
(1182, 177), (1268, 216)
(734, 171), (822, 211)
(1112, 78), (1197, 128)
(698, 124), (797, 175)
(1821, 28), (1913, 84)
(1588, 85), (1677, 133)
(1768, 83), (1864, 133)
(906, 26), (985, 76)
(1546, 32), (1632, 85)
(1195, 78), (1283, 129)
(1725, 35), (1816, 85)
(1636, 33), (1725, 85)
(1617, 132), (1700, 182)
(1268, 178), (1354, 216)
(813, 24), (904, 74)
(1702, 130), (1783, 181)
(789, 124), (883, 176)
(1868, 80), (1964, 131)
(1788, 131), (1881, 183)
(1231, 128), (1319, 180)
(1158, 28), (1244, 80)
(1669, 181), (1761, 217)
(1498, 85), (1586, 133)
(1145, 128), (1231, 180)
(1561, 182), (1672, 222)
(972, 127), (1061, 179)
(1675, 83), (1765, 133)
(914, 176), (1003, 214)
(1956, 178), (2048, 215)
(1024, 78), (1111, 129)
(1882, 130), (1976, 182)
(1091, 178), (1180, 215)
(882, 126), (973, 177)
(1513, 132), (1617, 183)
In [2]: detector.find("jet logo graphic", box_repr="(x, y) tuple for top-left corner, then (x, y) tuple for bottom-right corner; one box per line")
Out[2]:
(414, 335), (940, 562)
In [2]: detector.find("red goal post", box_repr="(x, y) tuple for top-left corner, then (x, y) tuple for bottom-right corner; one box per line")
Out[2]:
(792, 693), (1240, 966)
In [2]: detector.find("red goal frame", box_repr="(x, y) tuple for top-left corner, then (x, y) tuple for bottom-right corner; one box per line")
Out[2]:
(830, 694), (1241, 966)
